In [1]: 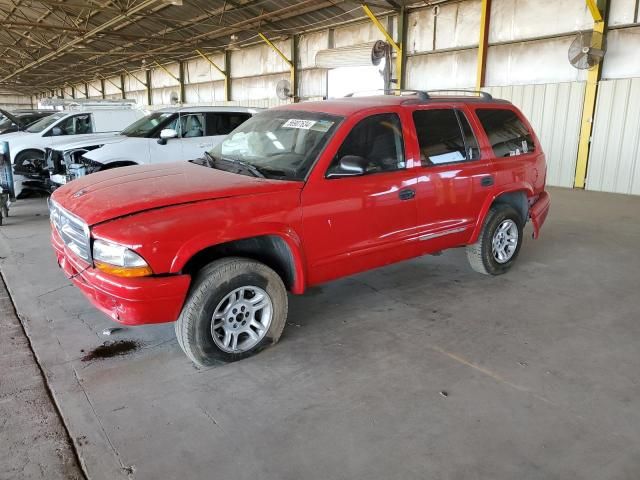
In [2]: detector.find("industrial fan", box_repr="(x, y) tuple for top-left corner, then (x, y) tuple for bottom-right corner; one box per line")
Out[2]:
(568, 30), (607, 70)
(276, 79), (293, 100)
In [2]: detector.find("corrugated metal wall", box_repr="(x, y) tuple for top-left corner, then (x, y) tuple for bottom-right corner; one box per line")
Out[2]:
(587, 78), (640, 195)
(485, 82), (585, 188)
(0, 92), (32, 109)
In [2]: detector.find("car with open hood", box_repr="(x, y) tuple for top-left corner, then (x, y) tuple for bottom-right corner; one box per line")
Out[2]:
(0, 109), (54, 135)
(50, 91), (551, 366)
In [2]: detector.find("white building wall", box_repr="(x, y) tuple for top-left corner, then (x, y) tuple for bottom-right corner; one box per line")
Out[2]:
(587, 78), (640, 195)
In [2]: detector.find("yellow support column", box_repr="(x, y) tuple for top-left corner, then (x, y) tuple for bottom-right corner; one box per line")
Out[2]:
(196, 49), (230, 102)
(258, 32), (297, 102)
(362, 4), (404, 90)
(574, 0), (606, 188)
(475, 0), (491, 90)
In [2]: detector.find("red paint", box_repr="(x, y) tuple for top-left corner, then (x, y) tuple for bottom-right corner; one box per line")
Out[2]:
(51, 96), (550, 326)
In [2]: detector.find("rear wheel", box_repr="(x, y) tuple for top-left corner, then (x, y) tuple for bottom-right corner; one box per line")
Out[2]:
(175, 257), (288, 366)
(466, 204), (523, 275)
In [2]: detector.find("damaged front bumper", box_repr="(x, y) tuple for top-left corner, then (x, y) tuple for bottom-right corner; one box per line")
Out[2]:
(51, 227), (191, 325)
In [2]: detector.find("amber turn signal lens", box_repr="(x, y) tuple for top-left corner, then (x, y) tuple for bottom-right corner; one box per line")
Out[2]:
(94, 260), (153, 278)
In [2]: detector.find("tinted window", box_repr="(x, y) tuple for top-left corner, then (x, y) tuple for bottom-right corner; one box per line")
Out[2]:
(328, 113), (405, 175)
(414, 109), (465, 165)
(205, 113), (252, 136)
(52, 114), (93, 136)
(476, 108), (535, 157)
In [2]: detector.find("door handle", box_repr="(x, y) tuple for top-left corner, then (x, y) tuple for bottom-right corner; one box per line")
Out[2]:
(398, 188), (416, 201)
(198, 143), (207, 148)
(481, 176), (494, 187)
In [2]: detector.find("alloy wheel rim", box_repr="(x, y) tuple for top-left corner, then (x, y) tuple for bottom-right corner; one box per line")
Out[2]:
(492, 219), (518, 264)
(211, 286), (273, 353)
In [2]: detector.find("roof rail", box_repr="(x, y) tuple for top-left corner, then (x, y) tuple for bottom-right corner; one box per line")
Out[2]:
(344, 89), (430, 100)
(40, 98), (138, 110)
(425, 89), (493, 100)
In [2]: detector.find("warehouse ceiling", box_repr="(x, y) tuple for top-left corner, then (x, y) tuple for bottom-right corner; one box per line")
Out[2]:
(0, 0), (419, 95)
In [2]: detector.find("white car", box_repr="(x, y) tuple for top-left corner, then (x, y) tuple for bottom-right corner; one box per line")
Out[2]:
(0, 105), (145, 196)
(47, 106), (258, 188)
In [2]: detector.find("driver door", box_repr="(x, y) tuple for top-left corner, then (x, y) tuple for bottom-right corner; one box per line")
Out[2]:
(148, 114), (184, 163)
(301, 112), (420, 286)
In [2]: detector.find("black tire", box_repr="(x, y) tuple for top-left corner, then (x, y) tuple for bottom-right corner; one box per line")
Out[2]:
(14, 150), (44, 175)
(466, 204), (524, 275)
(175, 257), (288, 366)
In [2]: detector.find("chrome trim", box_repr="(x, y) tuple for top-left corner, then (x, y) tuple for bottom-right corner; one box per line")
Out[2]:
(49, 199), (91, 261)
(419, 226), (468, 242)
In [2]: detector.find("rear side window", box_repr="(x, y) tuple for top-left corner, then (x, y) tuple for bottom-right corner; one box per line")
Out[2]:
(476, 108), (535, 157)
(413, 109), (480, 165)
(205, 113), (252, 136)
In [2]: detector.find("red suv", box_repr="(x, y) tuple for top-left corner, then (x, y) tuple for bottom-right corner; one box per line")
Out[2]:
(50, 92), (550, 365)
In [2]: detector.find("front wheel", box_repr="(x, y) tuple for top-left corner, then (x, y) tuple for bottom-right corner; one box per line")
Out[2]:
(466, 204), (524, 275)
(175, 258), (288, 366)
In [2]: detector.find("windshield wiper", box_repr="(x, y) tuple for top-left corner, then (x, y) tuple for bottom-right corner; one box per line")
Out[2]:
(204, 151), (265, 178)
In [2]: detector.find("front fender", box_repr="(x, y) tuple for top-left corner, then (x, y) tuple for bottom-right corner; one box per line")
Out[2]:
(169, 225), (308, 294)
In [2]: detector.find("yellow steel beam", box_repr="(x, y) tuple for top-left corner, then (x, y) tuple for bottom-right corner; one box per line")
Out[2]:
(123, 68), (147, 87)
(475, 0), (491, 90)
(195, 48), (230, 101)
(87, 82), (102, 96)
(585, 0), (604, 21)
(574, 18), (605, 188)
(153, 60), (180, 83)
(362, 4), (403, 91)
(361, 4), (400, 51)
(259, 32), (297, 101)
(100, 74), (123, 92)
(258, 32), (294, 68)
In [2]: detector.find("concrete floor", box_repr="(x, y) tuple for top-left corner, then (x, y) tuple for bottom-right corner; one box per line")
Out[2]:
(1, 186), (639, 480)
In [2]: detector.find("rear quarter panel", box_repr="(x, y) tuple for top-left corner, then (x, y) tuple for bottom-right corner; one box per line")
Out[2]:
(465, 103), (546, 241)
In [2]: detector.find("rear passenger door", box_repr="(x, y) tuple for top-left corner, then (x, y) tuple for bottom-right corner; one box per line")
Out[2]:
(411, 105), (495, 251)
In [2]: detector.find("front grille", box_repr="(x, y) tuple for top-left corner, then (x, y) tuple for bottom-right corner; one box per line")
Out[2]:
(49, 200), (91, 261)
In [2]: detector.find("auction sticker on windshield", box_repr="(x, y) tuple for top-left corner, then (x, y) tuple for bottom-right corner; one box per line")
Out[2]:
(282, 119), (316, 129)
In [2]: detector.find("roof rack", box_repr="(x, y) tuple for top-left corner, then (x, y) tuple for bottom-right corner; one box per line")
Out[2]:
(40, 98), (138, 110)
(344, 89), (430, 100)
(425, 89), (493, 99)
(344, 89), (493, 101)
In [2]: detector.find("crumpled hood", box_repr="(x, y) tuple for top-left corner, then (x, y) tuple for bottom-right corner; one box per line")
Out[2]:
(46, 133), (125, 151)
(51, 161), (302, 226)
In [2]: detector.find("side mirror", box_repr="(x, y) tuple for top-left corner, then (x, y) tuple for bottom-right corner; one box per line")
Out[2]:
(51, 127), (63, 136)
(326, 155), (367, 178)
(158, 128), (178, 145)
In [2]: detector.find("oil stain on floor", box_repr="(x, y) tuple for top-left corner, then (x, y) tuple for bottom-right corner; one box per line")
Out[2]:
(81, 340), (141, 362)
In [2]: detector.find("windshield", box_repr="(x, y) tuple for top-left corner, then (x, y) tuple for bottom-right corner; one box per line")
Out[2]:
(207, 110), (342, 181)
(121, 112), (175, 137)
(26, 111), (66, 133)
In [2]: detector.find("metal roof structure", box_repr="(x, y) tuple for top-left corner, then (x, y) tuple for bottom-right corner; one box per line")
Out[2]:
(0, 0), (419, 96)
